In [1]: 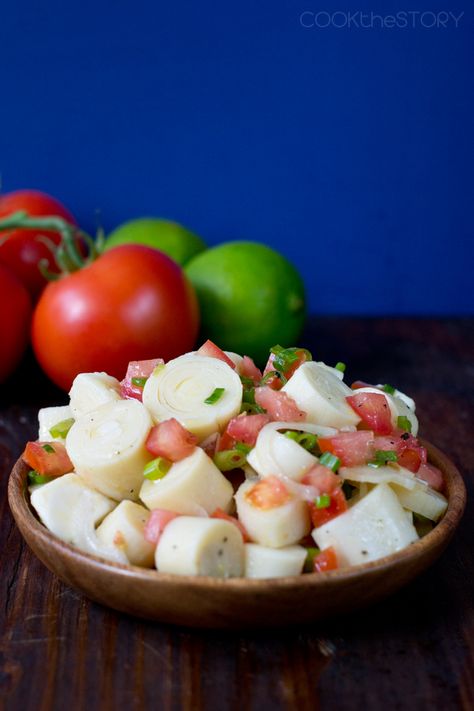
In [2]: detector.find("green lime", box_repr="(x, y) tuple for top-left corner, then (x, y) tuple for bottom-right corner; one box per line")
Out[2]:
(185, 241), (306, 365)
(105, 218), (206, 266)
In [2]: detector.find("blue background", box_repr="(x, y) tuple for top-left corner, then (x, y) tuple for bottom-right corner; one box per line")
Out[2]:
(0, 1), (472, 314)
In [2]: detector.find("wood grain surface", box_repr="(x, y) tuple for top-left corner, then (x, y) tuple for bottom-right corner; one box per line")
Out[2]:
(1, 317), (473, 710)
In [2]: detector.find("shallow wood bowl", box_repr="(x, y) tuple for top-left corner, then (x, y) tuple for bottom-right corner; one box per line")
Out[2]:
(8, 441), (466, 629)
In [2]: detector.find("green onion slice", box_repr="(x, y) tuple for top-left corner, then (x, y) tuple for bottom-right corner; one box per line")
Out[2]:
(335, 362), (346, 372)
(368, 450), (398, 468)
(282, 430), (318, 452)
(382, 383), (396, 395)
(28, 470), (53, 486)
(234, 441), (252, 455)
(319, 452), (341, 472)
(397, 415), (412, 433)
(315, 494), (331, 509)
(213, 450), (247, 471)
(131, 376), (148, 388)
(204, 387), (225, 405)
(270, 345), (312, 375)
(240, 402), (266, 415)
(143, 457), (172, 480)
(42, 444), (55, 454)
(49, 417), (74, 439)
(303, 547), (320, 573)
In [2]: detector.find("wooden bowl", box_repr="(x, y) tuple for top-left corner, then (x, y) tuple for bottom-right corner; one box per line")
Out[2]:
(8, 441), (466, 629)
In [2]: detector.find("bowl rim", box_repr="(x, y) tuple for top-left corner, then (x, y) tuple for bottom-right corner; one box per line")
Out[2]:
(8, 439), (466, 592)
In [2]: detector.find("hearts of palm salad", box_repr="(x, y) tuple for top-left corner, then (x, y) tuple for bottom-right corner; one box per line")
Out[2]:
(22, 340), (447, 579)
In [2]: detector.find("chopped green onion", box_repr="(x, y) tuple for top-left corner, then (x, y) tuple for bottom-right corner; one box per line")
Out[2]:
(239, 375), (254, 387)
(204, 387), (225, 405)
(269, 345), (312, 376)
(315, 494), (331, 509)
(49, 417), (74, 439)
(42, 444), (55, 454)
(242, 387), (256, 405)
(397, 415), (412, 433)
(368, 450), (398, 468)
(213, 450), (247, 471)
(283, 430), (318, 452)
(303, 547), (320, 573)
(234, 441), (252, 455)
(260, 370), (279, 385)
(143, 457), (171, 480)
(319, 452), (341, 472)
(335, 362), (346, 373)
(382, 383), (396, 395)
(28, 470), (53, 486)
(131, 376), (148, 388)
(240, 402), (266, 415)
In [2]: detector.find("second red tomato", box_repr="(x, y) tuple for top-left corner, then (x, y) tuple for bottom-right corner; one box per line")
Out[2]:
(32, 245), (200, 391)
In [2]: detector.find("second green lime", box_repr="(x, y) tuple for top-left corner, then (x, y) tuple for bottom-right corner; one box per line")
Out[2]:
(185, 241), (306, 365)
(105, 218), (206, 266)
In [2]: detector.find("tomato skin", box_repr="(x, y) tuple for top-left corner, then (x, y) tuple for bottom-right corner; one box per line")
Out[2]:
(318, 431), (374, 467)
(32, 245), (200, 391)
(0, 190), (76, 299)
(146, 418), (198, 462)
(347, 392), (392, 435)
(0, 264), (32, 383)
(308, 488), (348, 528)
(197, 340), (235, 368)
(22, 441), (73, 476)
(313, 547), (338, 573)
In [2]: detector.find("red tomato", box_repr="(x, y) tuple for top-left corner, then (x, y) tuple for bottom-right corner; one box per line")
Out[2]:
(372, 433), (427, 473)
(144, 509), (179, 544)
(225, 413), (271, 446)
(245, 476), (291, 510)
(120, 358), (164, 400)
(211, 508), (251, 542)
(262, 348), (310, 390)
(318, 431), (374, 467)
(308, 488), (348, 528)
(301, 465), (340, 494)
(0, 264), (32, 383)
(350, 380), (373, 390)
(346, 392), (392, 435)
(254, 387), (306, 421)
(31, 245), (200, 390)
(22, 441), (73, 476)
(197, 340), (235, 368)
(416, 463), (444, 492)
(146, 418), (198, 462)
(313, 547), (338, 573)
(240, 355), (262, 384)
(0, 190), (77, 299)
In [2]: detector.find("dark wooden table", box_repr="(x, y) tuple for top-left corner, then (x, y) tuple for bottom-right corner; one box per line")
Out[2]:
(1, 317), (473, 710)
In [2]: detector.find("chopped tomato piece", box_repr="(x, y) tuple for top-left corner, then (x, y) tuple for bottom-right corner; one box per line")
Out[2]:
(212, 508), (251, 541)
(197, 340), (235, 369)
(313, 547), (338, 573)
(301, 465), (340, 494)
(216, 429), (237, 453)
(240, 355), (262, 385)
(308, 487), (348, 527)
(350, 380), (374, 390)
(144, 509), (179, 544)
(120, 358), (163, 401)
(245, 475), (291, 510)
(346, 392), (392, 435)
(416, 463), (444, 492)
(145, 418), (198, 462)
(372, 433), (426, 473)
(319, 431), (374, 467)
(255, 387), (306, 422)
(262, 348), (310, 390)
(22, 441), (73, 477)
(225, 413), (271, 447)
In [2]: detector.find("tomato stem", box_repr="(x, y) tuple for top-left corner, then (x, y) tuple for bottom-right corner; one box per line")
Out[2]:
(0, 210), (98, 279)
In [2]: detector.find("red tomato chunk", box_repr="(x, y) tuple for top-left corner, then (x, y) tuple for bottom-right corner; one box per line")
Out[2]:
(308, 488), (348, 528)
(146, 418), (198, 462)
(245, 476), (291, 510)
(225, 413), (271, 447)
(319, 431), (374, 467)
(346, 392), (392, 435)
(313, 547), (338, 573)
(120, 358), (164, 401)
(22, 441), (73, 477)
(197, 340), (235, 369)
(144, 509), (179, 544)
(254, 387), (306, 421)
